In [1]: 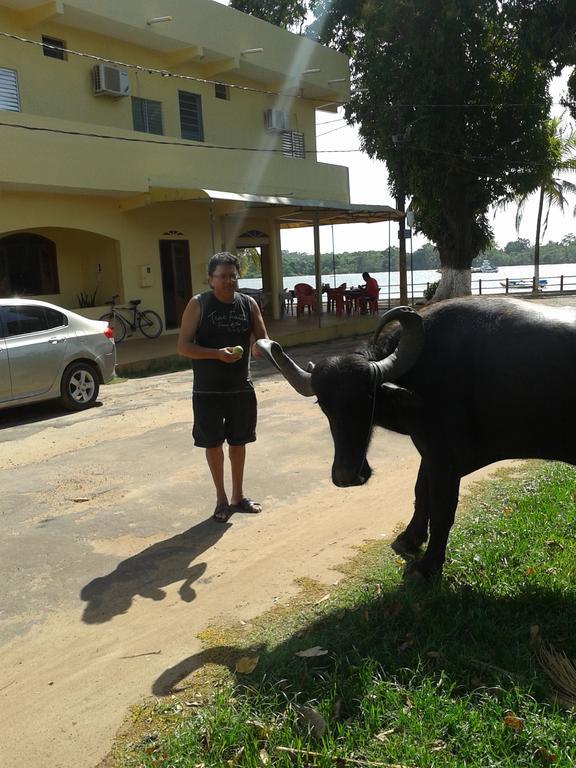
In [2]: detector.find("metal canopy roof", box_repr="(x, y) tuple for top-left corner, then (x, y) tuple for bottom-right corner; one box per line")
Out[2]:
(194, 188), (404, 228)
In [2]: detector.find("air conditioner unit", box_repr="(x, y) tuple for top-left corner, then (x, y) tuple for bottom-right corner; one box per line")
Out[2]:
(264, 108), (288, 132)
(92, 64), (130, 97)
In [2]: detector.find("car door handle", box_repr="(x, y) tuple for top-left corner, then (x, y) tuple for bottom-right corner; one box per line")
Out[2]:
(48, 337), (62, 344)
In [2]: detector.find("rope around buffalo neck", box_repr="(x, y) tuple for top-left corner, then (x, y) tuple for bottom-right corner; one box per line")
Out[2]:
(359, 366), (380, 480)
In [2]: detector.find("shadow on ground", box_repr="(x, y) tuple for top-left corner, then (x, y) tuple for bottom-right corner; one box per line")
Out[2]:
(150, 571), (576, 704)
(80, 518), (229, 624)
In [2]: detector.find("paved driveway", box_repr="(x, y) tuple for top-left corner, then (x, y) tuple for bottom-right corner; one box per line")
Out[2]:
(0, 333), (509, 767)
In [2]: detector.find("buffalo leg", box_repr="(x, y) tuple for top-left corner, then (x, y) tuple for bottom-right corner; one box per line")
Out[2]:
(405, 469), (460, 579)
(391, 461), (430, 555)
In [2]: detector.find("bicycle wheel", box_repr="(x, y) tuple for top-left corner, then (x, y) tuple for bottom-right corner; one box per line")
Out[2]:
(99, 312), (127, 344)
(138, 310), (163, 339)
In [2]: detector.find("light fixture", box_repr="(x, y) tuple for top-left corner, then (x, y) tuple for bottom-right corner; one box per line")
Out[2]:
(302, 68), (321, 74)
(327, 78), (346, 84)
(240, 47), (264, 55)
(147, 15), (173, 25)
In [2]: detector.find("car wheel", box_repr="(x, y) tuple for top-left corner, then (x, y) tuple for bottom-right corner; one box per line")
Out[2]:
(60, 362), (100, 410)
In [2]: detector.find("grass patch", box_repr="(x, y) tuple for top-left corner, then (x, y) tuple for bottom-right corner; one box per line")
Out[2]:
(114, 462), (576, 767)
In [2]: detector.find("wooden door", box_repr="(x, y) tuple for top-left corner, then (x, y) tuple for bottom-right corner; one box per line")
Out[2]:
(159, 240), (192, 329)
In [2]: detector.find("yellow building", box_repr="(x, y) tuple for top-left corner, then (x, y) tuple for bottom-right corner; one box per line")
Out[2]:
(0, 0), (399, 330)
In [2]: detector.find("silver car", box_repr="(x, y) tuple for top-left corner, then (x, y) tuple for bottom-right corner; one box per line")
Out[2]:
(0, 298), (116, 411)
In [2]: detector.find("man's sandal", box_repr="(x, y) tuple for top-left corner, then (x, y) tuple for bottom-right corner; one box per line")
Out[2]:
(230, 498), (262, 514)
(213, 501), (232, 523)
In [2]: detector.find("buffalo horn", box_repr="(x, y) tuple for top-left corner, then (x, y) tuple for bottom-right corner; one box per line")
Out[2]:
(371, 306), (424, 382)
(255, 338), (315, 397)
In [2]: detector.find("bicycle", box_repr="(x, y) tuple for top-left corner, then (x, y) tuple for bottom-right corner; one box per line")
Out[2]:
(99, 295), (163, 344)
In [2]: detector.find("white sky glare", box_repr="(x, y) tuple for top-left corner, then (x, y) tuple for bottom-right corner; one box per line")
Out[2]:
(215, 0), (576, 255)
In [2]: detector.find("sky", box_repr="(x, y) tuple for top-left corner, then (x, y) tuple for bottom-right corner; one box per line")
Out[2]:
(214, 0), (576, 255)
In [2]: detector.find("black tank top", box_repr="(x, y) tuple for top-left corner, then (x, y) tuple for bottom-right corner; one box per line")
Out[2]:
(193, 291), (254, 394)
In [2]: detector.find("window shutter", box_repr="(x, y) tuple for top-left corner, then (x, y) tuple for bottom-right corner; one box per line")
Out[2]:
(179, 91), (204, 141)
(282, 130), (305, 159)
(0, 68), (20, 112)
(131, 97), (163, 135)
(42, 36), (66, 60)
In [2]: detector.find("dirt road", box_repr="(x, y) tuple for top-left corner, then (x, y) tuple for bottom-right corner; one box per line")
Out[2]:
(0, 340), (508, 768)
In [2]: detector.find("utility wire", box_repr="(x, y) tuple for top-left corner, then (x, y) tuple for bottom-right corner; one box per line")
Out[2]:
(0, 30), (344, 103)
(1, 31), (569, 110)
(0, 119), (364, 153)
(0, 119), (565, 169)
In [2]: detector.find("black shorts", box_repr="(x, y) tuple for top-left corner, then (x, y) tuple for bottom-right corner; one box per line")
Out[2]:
(192, 391), (257, 448)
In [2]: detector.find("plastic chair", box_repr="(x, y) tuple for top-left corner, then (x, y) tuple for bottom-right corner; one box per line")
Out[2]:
(294, 283), (317, 318)
(325, 287), (345, 316)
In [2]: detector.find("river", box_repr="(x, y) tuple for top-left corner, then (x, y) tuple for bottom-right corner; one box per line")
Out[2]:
(239, 263), (576, 299)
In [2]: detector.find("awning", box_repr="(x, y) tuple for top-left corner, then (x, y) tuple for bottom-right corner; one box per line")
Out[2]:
(198, 188), (404, 227)
(126, 186), (403, 226)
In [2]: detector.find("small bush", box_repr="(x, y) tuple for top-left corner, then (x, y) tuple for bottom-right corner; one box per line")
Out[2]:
(423, 280), (439, 301)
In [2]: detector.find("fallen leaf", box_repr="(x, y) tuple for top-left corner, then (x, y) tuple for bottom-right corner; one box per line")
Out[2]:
(72, 497), (90, 503)
(296, 705), (327, 738)
(235, 655), (259, 674)
(374, 727), (396, 741)
(502, 506), (513, 516)
(503, 712), (524, 731)
(524, 567), (536, 577)
(315, 594), (331, 605)
(295, 646), (329, 658)
(429, 739), (447, 752)
(534, 746), (557, 763)
(259, 748), (270, 765)
(545, 540), (564, 551)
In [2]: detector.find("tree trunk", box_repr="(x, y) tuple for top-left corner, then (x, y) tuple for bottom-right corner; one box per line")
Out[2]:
(534, 186), (544, 290)
(429, 267), (472, 302)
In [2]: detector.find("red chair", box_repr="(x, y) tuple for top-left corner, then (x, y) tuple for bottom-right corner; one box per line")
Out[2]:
(358, 288), (380, 315)
(294, 283), (317, 318)
(325, 287), (345, 316)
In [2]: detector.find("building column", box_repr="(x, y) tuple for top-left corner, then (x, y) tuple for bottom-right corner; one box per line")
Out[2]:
(268, 224), (283, 320)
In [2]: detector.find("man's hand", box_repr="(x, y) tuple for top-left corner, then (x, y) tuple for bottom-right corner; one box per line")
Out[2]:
(218, 347), (242, 363)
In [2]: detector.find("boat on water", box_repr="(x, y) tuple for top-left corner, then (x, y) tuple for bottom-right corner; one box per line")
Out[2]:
(500, 278), (548, 289)
(471, 259), (498, 273)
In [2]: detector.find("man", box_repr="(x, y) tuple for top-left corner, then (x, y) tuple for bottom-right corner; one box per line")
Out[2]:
(361, 271), (379, 299)
(360, 271), (379, 313)
(177, 252), (269, 522)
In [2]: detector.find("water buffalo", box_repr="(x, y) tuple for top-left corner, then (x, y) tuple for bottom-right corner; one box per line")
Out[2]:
(256, 297), (576, 578)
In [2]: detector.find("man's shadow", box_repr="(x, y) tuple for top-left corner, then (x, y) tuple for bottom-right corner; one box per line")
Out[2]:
(80, 518), (229, 624)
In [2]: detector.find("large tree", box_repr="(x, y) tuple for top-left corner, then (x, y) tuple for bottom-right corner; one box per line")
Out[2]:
(312, 0), (556, 299)
(235, 1), (559, 299)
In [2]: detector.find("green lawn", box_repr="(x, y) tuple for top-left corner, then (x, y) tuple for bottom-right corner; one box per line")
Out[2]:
(115, 462), (576, 767)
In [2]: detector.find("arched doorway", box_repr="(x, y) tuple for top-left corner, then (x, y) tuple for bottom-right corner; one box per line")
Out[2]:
(0, 233), (59, 296)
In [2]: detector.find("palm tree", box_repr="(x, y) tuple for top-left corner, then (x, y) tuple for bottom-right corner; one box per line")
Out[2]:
(507, 117), (576, 289)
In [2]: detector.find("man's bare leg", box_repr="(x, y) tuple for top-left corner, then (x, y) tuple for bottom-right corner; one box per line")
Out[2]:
(230, 444), (262, 513)
(229, 444), (246, 506)
(206, 446), (230, 520)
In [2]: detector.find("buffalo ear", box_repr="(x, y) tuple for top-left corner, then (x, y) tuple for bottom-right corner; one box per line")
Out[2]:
(377, 382), (423, 435)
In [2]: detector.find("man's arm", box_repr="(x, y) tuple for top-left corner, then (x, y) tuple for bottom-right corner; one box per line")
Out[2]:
(176, 296), (240, 363)
(248, 296), (269, 358)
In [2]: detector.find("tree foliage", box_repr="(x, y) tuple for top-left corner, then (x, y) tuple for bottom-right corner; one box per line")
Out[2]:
(229, 0), (308, 32)
(496, 116), (576, 284)
(235, 0), (570, 299)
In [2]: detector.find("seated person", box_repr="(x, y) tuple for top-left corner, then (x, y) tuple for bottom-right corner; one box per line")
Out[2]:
(360, 271), (379, 298)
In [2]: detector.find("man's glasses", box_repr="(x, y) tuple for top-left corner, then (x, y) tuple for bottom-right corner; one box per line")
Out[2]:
(211, 273), (238, 281)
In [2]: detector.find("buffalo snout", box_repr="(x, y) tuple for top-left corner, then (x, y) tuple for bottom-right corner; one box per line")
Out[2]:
(332, 458), (372, 487)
